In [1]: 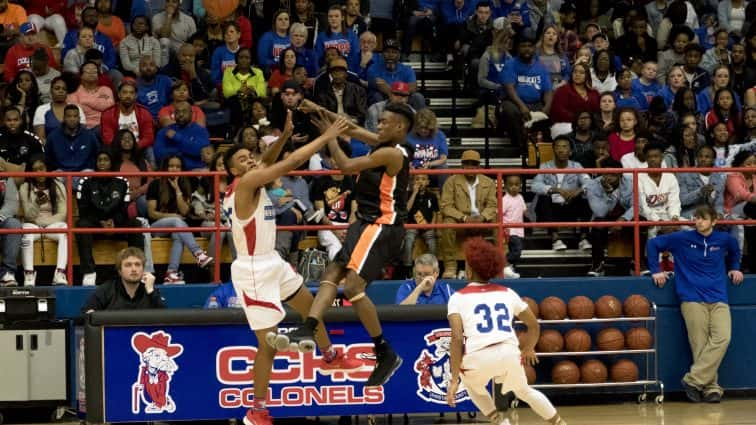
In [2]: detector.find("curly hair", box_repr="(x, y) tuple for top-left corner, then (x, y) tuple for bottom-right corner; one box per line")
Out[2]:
(464, 237), (505, 281)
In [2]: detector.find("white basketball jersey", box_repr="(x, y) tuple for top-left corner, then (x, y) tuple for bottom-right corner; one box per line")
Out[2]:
(223, 179), (277, 257)
(447, 283), (528, 354)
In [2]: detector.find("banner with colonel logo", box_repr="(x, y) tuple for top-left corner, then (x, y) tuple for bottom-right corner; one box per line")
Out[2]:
(101, 321), (474, 422)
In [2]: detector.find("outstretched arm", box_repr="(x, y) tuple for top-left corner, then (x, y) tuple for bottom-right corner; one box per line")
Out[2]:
(260, 110), (294, 166)
(237, 117), (351, 193)
(300, 99), (380, 145)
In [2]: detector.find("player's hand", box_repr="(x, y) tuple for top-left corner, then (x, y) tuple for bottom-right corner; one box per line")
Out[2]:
(729, 270), (744, 285)
(323, 117), (350, 140)
(652, 272), (668, 288)
(419, 275), (434, 291)
(298, 99), (320, 114)
(521, 348), (538, 366)
(310, 109), (333, 133)
(446, 378), (459, 407)
(142, 272), (155, 293)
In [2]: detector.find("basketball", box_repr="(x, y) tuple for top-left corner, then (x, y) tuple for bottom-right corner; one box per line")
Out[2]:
(595, 295), (623, 318)
(625, 327), (654, 350)
(539, 296), (567, 320)
(596, 327), (625, 351)
(536, 329), (564, 352)
(524, 363), (537, 385)
(567, 296), (595, 319)
(564, 328), (592, 352)
(551, 360), (580, 384)
(580, 360), (608, 383)
(523, 297), (540, 318)
(610, 359), (639, 382)
(623, 295), (651, 317)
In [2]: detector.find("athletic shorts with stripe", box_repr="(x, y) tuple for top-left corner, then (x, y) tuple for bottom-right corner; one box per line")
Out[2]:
(336, 219), (405, 283)
(231, 252), (302, 330)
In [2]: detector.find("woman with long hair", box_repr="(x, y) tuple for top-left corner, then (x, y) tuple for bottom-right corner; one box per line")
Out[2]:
(724, 150), (756, 263)
(698, 66), (742, 115)
(551, 62), (600, 127)
(6, 70), (42, 129)
(63, 26), (96, 73)
(112, 129), (152, 218)
(33, 77), (85, 142)
(595, 91), (616, 132)
(315, 4), (360, 72)
(19, 155), (68, 286)
(257, 9), (291, 71)
(146, 155), (213, 284)
(705, 88), (742, 138)
(478, 26), (512, 100)
(671, 86), (705, 131)
(268, 47), (297, 95)
(590, 49), (617, 93)
(536, 24), (571, 87)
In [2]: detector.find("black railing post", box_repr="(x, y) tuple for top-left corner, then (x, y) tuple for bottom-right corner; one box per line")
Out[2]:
(450, 59), (460, 137)
(484, 99), (490, 168)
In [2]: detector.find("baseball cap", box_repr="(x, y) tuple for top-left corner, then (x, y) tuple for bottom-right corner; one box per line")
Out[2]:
(20, 22), (38, 35)
(383, 38), (401, 51)
(461, 150), (481, 163)
(328, 57), (348, 71)
(390, 81), (410, 96)
(281, 79), (303, 93)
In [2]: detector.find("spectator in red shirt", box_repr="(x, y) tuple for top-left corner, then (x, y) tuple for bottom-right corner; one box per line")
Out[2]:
(100, 78), (155, 150)
(27, 0), (67, 47)
(550, 62), (600, 132)
(4, 22), (57, 83)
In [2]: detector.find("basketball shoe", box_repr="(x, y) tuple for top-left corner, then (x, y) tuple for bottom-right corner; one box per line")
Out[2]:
(243, 408), (272, 425)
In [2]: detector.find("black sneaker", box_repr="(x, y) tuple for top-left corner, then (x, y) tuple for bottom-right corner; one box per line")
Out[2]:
(270, 325), (317, 353)
(366, 349), (403, 387)
(681, 379), (702, 403)
(703, 391), (721, 403)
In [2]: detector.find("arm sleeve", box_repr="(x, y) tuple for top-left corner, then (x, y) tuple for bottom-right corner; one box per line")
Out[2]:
(477, 51), (499, 91)
(726, 232), (742, 271)
(586, 181), (610, 218)
(257, 33), (273, 68)
(439, 179), (465, 220)
(395, 282), (412, 304)
(222, 69), (240, 98)
(147, 289), (167, 308)
(119, 39), (137, 73)
(678, 174), (699, 208)
(210, 49), (223, 86)
(80, 287), (109, 313)
(531, 172), (549, 195)
(646, 233), (676, 273)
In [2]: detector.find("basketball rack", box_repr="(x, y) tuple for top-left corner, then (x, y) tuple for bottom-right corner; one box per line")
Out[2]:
(509, 303), (664, 405)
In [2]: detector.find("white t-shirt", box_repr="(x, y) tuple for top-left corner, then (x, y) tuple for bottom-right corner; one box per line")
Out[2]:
(118, 110), (140, 139)
(447, 283), (527, 354)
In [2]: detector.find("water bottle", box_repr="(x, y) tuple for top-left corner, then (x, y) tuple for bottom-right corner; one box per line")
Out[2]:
(207, 296), (220, 309)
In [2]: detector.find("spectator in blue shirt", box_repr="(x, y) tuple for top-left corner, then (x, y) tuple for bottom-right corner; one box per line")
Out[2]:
(498, 29), (553, 147)
(210, 21), (242, 86)
(154, 101), (210, 171)
(366, 38), (426, 110)
(396, 254), (455, 305)
(137, 55), (173, 118)
(441, 0), (476, 63)
(62, 7), (117, 71)
(648, 204), (743, 404)
(614, 68), (649, 111)
(492, 0), (531, 31)
(408, 108), (449, 187)
(315, 5), (361, 73)
(257, 10), (292, 73)
(45, 105), (100, 173)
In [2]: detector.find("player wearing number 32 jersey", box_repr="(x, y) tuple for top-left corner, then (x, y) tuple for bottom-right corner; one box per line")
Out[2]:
(446, 238), (567, 425)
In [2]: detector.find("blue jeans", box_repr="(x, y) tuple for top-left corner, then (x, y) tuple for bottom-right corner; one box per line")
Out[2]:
(151, 217), (202, 271)
(0, 217), (21, 274)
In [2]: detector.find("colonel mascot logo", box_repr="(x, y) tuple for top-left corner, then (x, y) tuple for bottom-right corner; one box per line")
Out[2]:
(131, 331), (184, 414)
(414, 328), (469, 404)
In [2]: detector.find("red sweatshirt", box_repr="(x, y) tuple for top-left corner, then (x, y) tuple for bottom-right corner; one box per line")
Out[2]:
(100, 104), (155, 149)
(4, 43), (58, 82)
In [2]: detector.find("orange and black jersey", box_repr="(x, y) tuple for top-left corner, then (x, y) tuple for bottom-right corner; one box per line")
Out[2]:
(353, 142), (411, 225)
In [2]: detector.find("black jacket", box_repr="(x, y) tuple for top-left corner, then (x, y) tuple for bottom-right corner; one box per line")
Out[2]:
(0, 129), (44, 167)
(76, 176), (131, 224)
(314, 81), (367, 124)
(80, 279), (165, 313)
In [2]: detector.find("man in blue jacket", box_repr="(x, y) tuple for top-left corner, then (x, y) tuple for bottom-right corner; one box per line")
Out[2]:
(648, 204), (743, 404)
(45, 105), (100, 173)
(154, 101), (210, 170)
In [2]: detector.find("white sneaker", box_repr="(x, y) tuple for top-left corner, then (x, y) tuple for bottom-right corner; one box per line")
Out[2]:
(503, 265), (520, 279)
(579, 239), (593, 251)
(82, 272), (97, 286)
(53, 270), (68, 285)
(1, 272), (17, 287)
(24, 271), (36, 287)
(195, 251), (214, 268)
(552, 239), (567, 251)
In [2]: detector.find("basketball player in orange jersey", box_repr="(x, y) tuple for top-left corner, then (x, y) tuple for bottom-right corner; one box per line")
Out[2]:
(446, 238), (567, 425)
(268, 99), (414, 387)
(222, 112), (361, 425)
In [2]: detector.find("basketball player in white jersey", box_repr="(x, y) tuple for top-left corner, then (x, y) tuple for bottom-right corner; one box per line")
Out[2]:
(222, 112), (359, 425)
(446, 237), (567, 425)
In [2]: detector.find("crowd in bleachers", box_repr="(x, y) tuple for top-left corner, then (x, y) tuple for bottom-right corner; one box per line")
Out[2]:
(0, 0), (754, 286)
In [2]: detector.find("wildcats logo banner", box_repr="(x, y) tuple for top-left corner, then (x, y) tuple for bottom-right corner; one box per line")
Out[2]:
(101, 321), (475, 422)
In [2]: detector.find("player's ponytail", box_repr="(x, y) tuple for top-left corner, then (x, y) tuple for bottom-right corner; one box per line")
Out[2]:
(464, 237), (506, 281)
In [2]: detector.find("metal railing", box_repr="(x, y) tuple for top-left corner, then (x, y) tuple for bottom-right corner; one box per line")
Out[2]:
(0, 166), (753, 285)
